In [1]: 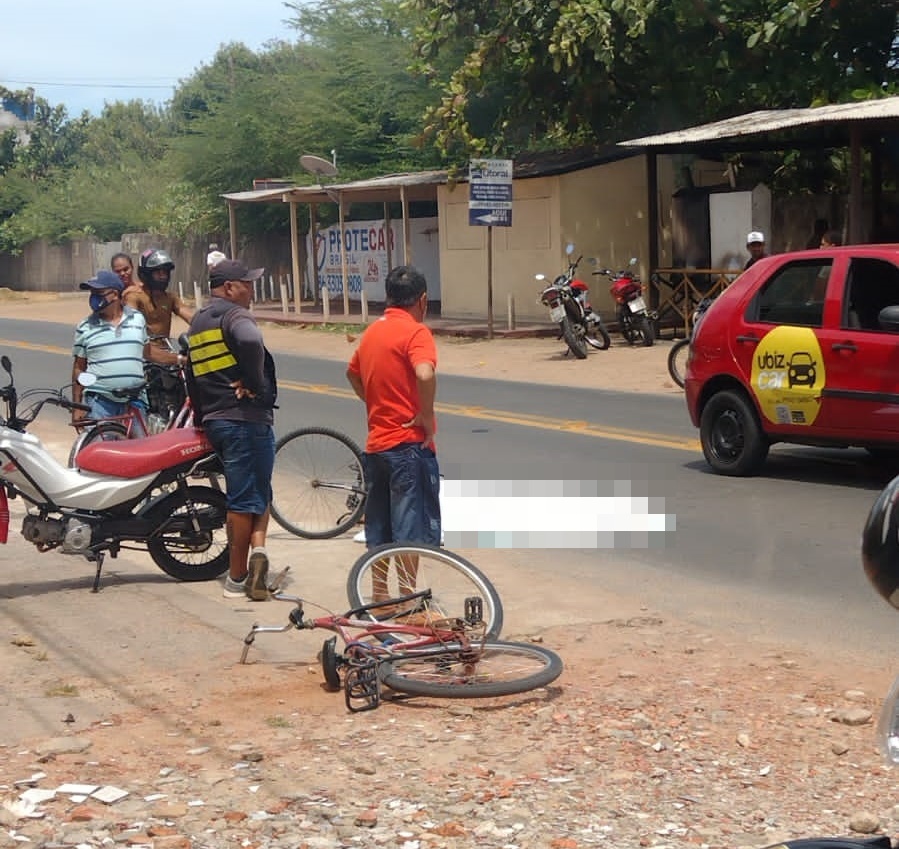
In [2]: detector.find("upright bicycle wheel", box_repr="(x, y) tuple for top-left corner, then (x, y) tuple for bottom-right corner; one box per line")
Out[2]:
(270, 427), (366, 539)
(346, 543), (504, 640)
(667, 339), (690, 388)
(378, 640), (563, 699)
(68, 422), (129, 468)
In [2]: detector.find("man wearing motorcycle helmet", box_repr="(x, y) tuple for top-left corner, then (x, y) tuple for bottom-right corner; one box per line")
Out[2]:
(125, 248), (194, 364)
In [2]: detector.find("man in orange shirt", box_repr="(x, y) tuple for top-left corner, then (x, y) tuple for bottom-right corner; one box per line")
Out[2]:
(346, 266), (441, 599)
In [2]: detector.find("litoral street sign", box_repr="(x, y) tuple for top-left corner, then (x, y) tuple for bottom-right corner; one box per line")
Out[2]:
(469, 159), (513, 228)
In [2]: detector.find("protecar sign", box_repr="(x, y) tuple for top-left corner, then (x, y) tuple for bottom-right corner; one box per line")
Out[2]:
(469, 159), (513, 227)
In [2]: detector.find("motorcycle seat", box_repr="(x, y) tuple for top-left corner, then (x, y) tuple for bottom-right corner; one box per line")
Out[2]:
(75, 428), (214, 478)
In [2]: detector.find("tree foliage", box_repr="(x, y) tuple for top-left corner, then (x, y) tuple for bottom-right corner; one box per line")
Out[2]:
(406, 0), (899, 157)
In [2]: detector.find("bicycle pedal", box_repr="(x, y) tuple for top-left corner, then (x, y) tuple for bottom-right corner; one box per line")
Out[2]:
(267, 566), (290, 593)
(344, 662), (380, 712)
(464, 596), (484, 625)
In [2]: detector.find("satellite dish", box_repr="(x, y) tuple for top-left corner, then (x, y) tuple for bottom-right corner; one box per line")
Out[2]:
(300, 154), (338, 179)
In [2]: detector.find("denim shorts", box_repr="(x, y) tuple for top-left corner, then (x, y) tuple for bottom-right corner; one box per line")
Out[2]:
(203, 419), (275, 515)
(85, 394), (147, 437)
(363, 442), (441, 547)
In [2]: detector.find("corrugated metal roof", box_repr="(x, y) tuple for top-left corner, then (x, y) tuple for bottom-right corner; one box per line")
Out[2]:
(619, 95), (899, 147)
(221, 188), (294, 203)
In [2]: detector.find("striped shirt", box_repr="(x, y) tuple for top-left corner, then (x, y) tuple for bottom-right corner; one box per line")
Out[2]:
(72, 307), (148, 400)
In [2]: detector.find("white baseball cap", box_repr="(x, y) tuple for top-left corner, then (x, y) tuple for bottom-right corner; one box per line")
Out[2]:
(747, 231), (765, 245)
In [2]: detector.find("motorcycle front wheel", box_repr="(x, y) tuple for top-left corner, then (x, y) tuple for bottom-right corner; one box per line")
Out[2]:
(560, 317), (588, 359)
(144, 486), (229, 581)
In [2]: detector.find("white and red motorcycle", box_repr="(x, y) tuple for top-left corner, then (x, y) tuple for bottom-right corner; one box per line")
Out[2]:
(0, 355), (228, 591)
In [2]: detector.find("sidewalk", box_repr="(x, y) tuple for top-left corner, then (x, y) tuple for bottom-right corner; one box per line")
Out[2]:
(250, 298), (561, 339)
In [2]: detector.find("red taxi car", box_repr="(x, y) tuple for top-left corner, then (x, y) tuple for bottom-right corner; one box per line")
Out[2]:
(685, 245), (899, 475)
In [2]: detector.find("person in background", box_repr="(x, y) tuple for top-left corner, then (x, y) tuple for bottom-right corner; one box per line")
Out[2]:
(125, 248), (194, 365)
(820, 230), (843, 248)
(71, 270), (164, 433)
(744, 231), (767, 270)
(207, 249), (227, 269)
(186, 259), (277, 602)
(110, 253), (139, 292)
(806, 218), (829, 249)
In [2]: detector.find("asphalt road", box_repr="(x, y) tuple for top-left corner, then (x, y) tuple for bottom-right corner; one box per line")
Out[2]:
(1, 317), (898, 665)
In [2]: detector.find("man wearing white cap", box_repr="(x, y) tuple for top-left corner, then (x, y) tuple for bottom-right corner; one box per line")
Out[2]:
(745, 231), (767, 270)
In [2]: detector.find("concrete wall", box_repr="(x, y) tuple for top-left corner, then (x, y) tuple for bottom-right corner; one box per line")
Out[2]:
(558, 156), (651, 316)
(0, 232), (295, 296)
(437, 156), (653, 322)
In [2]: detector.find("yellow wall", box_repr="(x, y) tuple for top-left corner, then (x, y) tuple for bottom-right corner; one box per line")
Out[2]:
(437, 155), (654, 321)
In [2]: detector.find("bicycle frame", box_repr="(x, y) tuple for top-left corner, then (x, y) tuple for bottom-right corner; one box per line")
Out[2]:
(241, 589), (487, 712)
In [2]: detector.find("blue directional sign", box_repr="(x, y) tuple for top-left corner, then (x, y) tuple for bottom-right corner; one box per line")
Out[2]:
(469, 159), (513, 227)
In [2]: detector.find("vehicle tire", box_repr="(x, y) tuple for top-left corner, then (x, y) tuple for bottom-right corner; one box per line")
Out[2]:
(68, 422), (129, 468)
(667, 339), (690, 388)
(584, 322), (611, 350)
(378, 640), (563, 699)
(144, 486), (229, 581)
(560, 317), (587, 359)
(270, 427), (366, 539)
(346, 543), (504, 640)
(699, 390), (770, 476)
(637, 315), (655, 346)
(618, 310), (636, 344)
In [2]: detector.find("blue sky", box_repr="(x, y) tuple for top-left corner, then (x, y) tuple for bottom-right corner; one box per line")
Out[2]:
(1, 0), (296, 116)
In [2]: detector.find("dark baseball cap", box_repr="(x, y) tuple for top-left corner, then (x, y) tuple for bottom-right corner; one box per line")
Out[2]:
(209, 259), (264, 288)
(80, 270), (124, 291)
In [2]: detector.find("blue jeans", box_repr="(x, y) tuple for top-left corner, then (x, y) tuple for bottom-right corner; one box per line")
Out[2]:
(363, 442), (441, 547)
(85, 394), (147, 437)
(204, 419), (275, 515)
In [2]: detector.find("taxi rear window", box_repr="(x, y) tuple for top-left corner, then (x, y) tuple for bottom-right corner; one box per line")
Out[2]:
(746, 260), (830, 327)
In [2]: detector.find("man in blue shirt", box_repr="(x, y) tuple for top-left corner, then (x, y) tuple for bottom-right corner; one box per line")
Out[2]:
(71, 270), (160, 430)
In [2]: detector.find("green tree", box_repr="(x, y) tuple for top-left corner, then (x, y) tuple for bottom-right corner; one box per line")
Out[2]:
(407, 0), (899, 157)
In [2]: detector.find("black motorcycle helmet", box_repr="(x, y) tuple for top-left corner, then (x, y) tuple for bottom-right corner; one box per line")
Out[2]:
(138, 248), (175, 288)
(862, 474), (899, 609)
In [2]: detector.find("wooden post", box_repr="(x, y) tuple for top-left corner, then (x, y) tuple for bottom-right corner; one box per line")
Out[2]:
(338, 192), (350, 317)
(849, 126), (864, 244)
(280, 278), (289, 315)
(227, 201), (238, 260)
(289, 200), (301, 314)
(321, 285), (330, 325)
(506, 293), (515, 331)
(400, 185), (412, 264)
(361, 288), (369, 324)
(384, 201), (393, 272)
(310, 203), (319, 306)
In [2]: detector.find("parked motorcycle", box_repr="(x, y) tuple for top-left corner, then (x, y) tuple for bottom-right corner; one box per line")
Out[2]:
(594, 259), (656, 346)
(0, 355), (228, 591)
(537, 245), (611, 359)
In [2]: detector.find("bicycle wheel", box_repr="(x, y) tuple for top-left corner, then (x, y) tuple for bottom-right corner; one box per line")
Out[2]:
(667, 339), (690, 389)
(270, 427), (366, 539)
(68, 422), (129, 468)
(346, 543), (504, 640)
(378, 640), (563, 698)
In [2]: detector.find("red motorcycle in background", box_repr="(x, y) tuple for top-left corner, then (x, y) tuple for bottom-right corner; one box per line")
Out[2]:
(537, 245), (611, 359)
(594, 259), (656, 347)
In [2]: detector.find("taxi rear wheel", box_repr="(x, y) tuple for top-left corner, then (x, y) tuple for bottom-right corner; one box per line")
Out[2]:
(700, 389), (769, 476)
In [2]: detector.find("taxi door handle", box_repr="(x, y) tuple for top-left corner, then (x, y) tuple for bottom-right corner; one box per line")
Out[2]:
(831, 342), (858, 352)
(736, 334), (759, 344)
